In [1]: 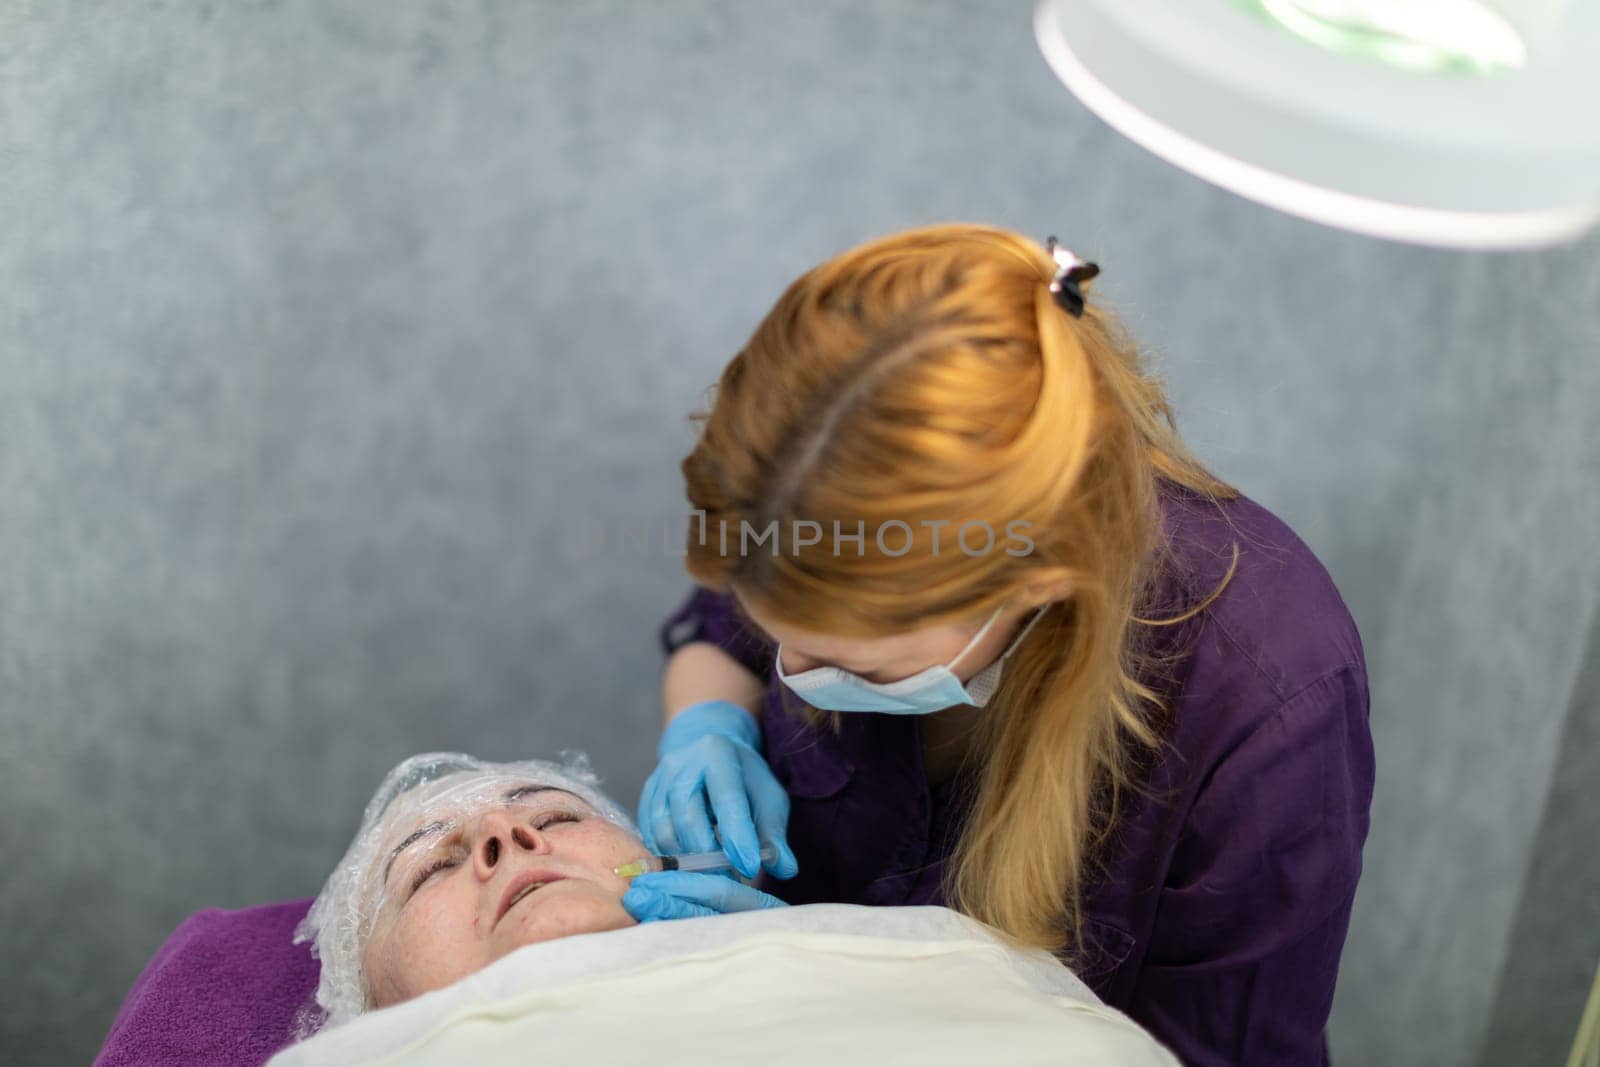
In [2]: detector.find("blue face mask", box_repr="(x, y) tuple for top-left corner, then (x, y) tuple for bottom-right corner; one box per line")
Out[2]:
(775, 606), (1047, 715)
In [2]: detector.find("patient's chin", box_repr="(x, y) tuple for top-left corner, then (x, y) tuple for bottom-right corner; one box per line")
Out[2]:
(493, 888), (634, 957)
(367, 889), (638, 1011)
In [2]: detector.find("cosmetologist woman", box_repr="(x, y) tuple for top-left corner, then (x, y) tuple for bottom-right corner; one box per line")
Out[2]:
(622, 224), (1373, 1066)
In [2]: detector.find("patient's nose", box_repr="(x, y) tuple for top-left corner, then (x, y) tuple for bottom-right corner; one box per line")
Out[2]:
(472, 809), (543, 878)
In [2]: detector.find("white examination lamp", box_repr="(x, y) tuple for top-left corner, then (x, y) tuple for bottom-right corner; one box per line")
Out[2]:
(1033, 0), (1600, 249)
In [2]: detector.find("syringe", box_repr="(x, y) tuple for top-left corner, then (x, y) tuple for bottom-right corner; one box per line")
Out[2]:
(615, 845), (775, 879)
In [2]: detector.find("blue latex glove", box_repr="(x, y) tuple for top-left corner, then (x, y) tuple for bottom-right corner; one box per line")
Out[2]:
(637, 700), (799, 880)
(623, 870), (790, 923)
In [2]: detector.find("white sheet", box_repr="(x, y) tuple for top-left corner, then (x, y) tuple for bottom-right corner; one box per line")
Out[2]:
(270, 904), (1176, 1066)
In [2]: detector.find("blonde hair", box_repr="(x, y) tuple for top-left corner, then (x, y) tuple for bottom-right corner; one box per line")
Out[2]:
(681, 223), (1235, 955)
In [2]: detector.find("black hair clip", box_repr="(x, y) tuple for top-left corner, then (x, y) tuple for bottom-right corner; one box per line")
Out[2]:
(1045, 236), (1099, 317)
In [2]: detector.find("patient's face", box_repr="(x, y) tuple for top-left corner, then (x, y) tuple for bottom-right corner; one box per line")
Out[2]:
(361, 782), (646, 1008)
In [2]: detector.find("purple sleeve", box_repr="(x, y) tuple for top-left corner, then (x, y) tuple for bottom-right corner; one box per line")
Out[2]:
(659, 585), (775, 682)
(1132, 668), (1374, 1066)
(96, 899), (320, 1067)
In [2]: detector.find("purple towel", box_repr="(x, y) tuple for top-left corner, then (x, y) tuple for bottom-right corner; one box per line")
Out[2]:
(96, 899), (320, 1067)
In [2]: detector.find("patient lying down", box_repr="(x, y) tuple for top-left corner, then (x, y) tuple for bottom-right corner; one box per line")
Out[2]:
(294, 751), (651, 1023)
(284, 752), (1177, 1066)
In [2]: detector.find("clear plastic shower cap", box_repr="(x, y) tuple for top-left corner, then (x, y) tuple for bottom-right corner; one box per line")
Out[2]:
(293, 750), (637, 1028)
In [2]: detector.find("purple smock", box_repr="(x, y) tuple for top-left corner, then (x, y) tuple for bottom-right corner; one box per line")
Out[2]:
(660, 487), (1374, 1066)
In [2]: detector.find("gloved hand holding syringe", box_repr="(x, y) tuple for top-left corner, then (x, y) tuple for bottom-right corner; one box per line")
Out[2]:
(618, 845), (787, 921)
(625, 699), (796, 922)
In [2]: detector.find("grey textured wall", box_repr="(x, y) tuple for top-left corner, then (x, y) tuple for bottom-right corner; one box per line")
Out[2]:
(1481, 604), (1600, 1066)
(2, 3), (1596, 1066)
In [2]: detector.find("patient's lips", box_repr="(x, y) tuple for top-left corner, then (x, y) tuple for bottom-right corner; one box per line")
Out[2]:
(495, 870), (570, 927)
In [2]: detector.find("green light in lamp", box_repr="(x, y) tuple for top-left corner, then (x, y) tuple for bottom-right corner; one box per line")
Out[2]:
(1231, 0), (1528, 74)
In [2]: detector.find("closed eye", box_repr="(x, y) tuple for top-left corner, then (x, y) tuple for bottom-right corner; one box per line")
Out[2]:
(533, 811), (583, 830)
(409, 856), (459, 895)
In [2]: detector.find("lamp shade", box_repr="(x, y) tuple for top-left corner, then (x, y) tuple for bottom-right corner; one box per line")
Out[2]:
(1033, 0), (1600, 249)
